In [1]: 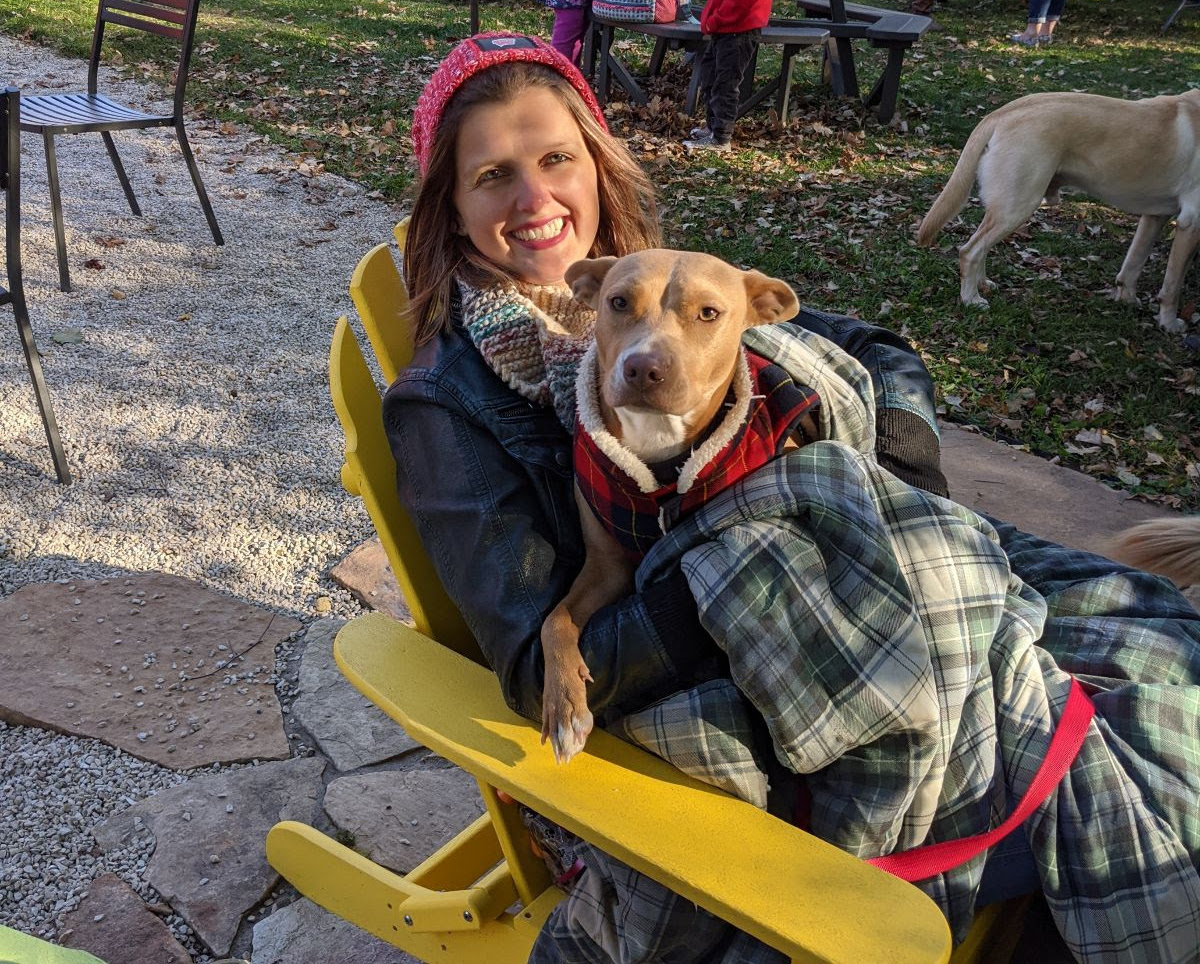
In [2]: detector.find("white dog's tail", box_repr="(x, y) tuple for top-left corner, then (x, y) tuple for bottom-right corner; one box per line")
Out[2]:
(916, 119), (996, 247)
(1106, 517), (1200, 587)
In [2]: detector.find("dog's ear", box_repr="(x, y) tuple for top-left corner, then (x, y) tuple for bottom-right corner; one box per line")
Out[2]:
(742, 270), (800, 326)
(566, 257), (619, 308)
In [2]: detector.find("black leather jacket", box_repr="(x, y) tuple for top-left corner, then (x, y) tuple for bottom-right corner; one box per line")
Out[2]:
(383, 303), (948, 724)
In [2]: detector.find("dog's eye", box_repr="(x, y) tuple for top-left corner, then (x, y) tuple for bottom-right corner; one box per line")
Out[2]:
(698, 306), (721, 322)
(609, 295), (628, 311)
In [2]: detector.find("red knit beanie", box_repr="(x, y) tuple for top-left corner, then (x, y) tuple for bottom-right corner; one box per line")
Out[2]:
(411, 32), (608, 176)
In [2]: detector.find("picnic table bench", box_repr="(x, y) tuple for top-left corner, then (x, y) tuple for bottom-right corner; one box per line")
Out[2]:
(787, 0), (932, 122)
(587, 16), (829, 125)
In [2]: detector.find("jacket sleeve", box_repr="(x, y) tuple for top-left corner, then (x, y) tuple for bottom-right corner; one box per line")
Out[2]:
(791, 309), (949, 498)
(384, 389), (721, 724)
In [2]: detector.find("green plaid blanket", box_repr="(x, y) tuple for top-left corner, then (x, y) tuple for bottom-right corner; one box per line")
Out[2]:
(531, 327), (1200, 964)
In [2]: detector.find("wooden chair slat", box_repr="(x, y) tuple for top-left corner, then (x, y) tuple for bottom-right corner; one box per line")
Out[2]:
(102, 0), (188, 26)
(100, 10), (184, 37)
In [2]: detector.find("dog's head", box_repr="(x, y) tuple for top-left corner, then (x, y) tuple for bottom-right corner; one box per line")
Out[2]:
(567, 249), (798, 441)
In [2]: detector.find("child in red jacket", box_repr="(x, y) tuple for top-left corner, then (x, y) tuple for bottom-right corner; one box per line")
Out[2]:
(683, 0), (772, 151)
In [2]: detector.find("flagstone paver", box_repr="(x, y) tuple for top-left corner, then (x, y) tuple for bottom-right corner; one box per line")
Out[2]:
(59, 874), (191, 964)
(0, 573), (298, 770)
(251, 897), (418, 964)
(92, 757), (325, 957)
(329, 539), (412, 624)
(292, 618), (419, 771)
(323, 765), (486, 874)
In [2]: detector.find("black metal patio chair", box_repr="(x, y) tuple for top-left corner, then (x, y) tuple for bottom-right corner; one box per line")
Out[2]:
(2, 88), (71, 484)
(19, 0), (223, 292)
(1163, 0), (1200, 31)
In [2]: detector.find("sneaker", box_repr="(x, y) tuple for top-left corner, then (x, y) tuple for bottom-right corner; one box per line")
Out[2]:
(1009, 32), (1039, 46)
(688, 125), (711, 139)
(683, 132), (732, 152)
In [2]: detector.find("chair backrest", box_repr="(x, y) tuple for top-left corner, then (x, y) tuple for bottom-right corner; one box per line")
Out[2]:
(89, 0), (203, 112)
(349, 243), (411, 386)
(1, 86), (21, 304)
(330, 316), (482, 662)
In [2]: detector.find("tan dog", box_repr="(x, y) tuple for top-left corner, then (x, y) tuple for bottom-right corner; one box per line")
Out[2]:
(539, 249), (803, 763)
(917, 89), (1200, 332)
(1107, 517), (1200, 588)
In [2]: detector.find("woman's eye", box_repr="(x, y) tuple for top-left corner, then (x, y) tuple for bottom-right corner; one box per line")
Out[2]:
(609, 295), (628, 311)
(698, 306), (721, 321)
(544, 152), (571, 166)
(477, 168), (504, 184)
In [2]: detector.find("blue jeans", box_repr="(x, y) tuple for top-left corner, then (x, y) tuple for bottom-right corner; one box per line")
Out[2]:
(977, 829), (1041, 907)
(1026, 0), (1066, 23)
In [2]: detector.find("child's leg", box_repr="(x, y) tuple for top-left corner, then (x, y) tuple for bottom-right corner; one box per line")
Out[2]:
(695, 40), (718, 132)
(551, 7), (587, 65)
(708, 30), (759, 144)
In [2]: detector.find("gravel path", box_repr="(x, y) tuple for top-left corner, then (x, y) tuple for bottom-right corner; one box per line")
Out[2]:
(0, 30), (399, 612)
(0, 30), (405, 957)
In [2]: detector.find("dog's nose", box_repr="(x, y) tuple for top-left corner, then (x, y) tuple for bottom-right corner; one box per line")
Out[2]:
(622, 353), (668, 388)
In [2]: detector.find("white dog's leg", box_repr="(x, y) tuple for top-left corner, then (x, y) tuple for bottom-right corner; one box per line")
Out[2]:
(1114, 214), (1168, 305)
(1157, 219), (1200, 332)
(958, 154), (1051, 307)
(958, 206), (1039, 307)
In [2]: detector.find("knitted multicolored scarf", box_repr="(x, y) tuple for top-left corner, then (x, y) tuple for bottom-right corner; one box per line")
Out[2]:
(458, 279), (595, 429)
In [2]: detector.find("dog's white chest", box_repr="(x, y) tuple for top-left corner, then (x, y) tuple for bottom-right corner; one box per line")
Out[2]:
(612, 408), (691, 463)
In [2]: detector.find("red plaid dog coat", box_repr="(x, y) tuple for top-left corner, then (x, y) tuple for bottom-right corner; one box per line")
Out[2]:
(575, 349), (820, 561)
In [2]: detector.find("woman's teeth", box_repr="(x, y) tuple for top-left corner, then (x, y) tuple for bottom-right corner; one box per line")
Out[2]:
(512, 217), (564, 241)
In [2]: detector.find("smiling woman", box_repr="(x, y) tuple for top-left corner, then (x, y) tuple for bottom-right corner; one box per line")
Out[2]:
(403, 32), (658, 348)
(379, 26), (978, 963)
(452, 86), (600, 286)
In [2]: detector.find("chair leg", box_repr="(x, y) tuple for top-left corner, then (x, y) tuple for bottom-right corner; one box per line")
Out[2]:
(1163, 0), (1188, 30)
(12, 293), (71, 484)
(174, 122), (224, 246)
(42, 131), (71, 293)
(101, 131), (141, 217)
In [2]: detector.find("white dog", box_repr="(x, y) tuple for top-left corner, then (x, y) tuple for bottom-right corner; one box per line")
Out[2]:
(917, 89), (1200, 332)
(1108, 517), (1200, 588)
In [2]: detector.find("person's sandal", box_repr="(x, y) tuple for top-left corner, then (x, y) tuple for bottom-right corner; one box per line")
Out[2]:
(1009, 33), (1039, 46)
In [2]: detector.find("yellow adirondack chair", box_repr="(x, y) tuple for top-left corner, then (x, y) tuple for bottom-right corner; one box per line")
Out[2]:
(266, 234), (1030, 964)
(0, 925), (106, 964)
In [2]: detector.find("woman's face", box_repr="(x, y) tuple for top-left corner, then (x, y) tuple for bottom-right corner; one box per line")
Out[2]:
(453, 86), (600, 286)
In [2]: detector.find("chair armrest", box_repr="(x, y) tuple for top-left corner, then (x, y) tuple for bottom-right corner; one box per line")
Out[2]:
(335, 612), (953, 964)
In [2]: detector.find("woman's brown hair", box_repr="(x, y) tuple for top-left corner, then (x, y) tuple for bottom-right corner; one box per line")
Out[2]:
(404, 63), (661, 347)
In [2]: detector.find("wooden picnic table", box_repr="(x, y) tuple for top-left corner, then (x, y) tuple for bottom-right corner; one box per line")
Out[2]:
(467, 0), (928, 123)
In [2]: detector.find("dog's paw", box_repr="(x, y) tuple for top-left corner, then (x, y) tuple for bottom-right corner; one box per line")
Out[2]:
(1112, 284), (1139, 305)
(962, 294), (990, 309)
(979, 277), (997, 294)
(552, 710), (594, 765)
(1157, 312), (1188, 334)
(540, 660), (595, 765)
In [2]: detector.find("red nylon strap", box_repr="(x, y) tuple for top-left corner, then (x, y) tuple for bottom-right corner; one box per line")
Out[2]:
(866, 677), (1094, 883)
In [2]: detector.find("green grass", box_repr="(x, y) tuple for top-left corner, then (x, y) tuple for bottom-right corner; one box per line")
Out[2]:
(3, 0), (1198, 508)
